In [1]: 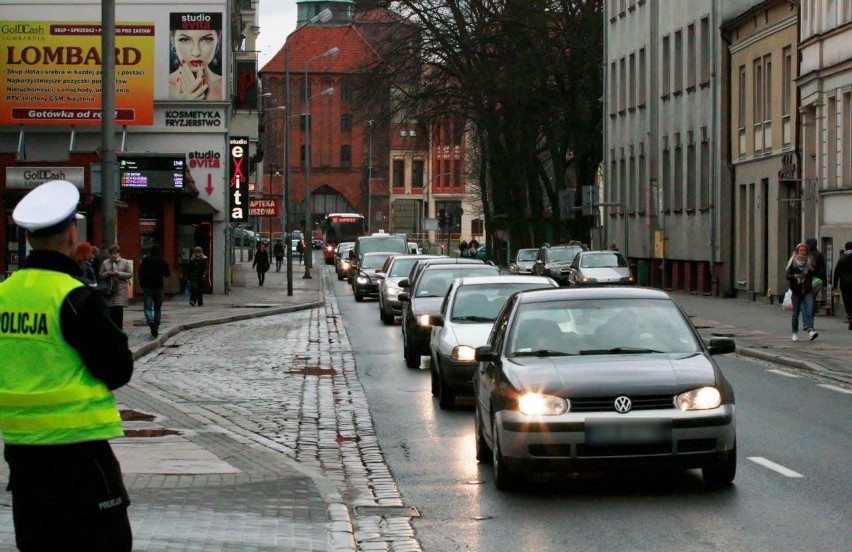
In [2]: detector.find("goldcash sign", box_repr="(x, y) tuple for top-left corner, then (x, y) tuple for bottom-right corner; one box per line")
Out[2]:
(0, 21), (155, 125)
(229, 137), (249, 222)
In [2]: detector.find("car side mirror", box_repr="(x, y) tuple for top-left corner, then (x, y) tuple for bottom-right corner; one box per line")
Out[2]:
(398, 292), (410, 302)
(707, 337), (736, 356)
(429, 314), (445, 327)
(475, 345), (497, 362)
(399, 279), (410, 289)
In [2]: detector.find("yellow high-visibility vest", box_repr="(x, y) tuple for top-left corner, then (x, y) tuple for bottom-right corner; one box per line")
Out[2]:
(0, 269), (123, 444)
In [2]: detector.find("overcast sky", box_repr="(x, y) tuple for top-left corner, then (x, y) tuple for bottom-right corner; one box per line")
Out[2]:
(257, 2), (299, 70)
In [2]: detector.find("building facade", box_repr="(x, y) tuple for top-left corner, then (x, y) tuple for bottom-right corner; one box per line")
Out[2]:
(798, 0), (852, 306)
(722, 0), (800, 302)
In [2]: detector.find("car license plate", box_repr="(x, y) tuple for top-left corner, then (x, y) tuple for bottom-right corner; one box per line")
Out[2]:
(585, 420), (671, 445)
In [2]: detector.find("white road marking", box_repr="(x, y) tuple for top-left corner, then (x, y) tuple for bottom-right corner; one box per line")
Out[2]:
(817, 384), (852, 395)
(766, 369), (801, 378)
(748, 457), (804, 478)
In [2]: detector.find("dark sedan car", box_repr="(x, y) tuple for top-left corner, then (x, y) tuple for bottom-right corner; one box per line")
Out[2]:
(473, 287), (737, 490)
(352, 252), (398, 302)
(532, 243), (587, 285)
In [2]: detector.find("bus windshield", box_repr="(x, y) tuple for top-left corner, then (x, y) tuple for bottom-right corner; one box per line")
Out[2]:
(323, 214), (365, 245)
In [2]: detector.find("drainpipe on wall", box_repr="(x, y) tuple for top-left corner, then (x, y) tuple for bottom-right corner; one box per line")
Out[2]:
(710, 0), (719, 296)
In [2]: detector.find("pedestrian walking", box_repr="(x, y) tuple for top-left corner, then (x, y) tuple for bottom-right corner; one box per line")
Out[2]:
(296, 239), (305, 264)
(253, 242), (271, 286)
(74, 241), (97, 286)
(459, 238), (468, 257)
(188, 246), (208, 306)
(833, 240), (852, 330)
(98, 244), (133, 330)
(786, 242), (819, 341)
(138, 244), (170, 338)
(273, 239), (285, 272)
(805, 237), (827, 318)
(0, 180), (134, 551)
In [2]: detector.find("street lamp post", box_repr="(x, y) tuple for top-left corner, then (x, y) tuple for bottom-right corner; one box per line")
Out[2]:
(421, 172), (452, 254)
(367, 119), (373, 233)
(285, 9), (333, 284)
(302, 47), (339, 279)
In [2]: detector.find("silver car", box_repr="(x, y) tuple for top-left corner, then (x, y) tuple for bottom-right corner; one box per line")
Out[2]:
(428, 275), (558, 409)
(568, 250), (634, 287)
(378, 254), (439, 324)
(473, 287), (737, 490)
(508, 248), (539, 274)
(335, 242), (356, 281)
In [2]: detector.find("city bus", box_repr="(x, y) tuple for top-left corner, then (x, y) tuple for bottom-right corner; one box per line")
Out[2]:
(321, 213), (367, 264)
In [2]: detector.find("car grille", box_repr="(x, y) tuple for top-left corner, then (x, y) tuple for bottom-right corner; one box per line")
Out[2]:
(576, 443), (671, 457)
(569, 395), (675, 412)
(676, 439), (717, 453)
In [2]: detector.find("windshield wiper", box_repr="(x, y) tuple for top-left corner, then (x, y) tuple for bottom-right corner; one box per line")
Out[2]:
(451, 315), (494, 322)
(578, 347), (664, 355)
(514, 349), (575, 357)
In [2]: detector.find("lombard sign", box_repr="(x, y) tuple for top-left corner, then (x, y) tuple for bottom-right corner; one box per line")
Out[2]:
(228, 137), (249, 222)
(6, 166), (85, 189)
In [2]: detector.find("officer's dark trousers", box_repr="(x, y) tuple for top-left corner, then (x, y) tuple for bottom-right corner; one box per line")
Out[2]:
(5, 441), (132, 552)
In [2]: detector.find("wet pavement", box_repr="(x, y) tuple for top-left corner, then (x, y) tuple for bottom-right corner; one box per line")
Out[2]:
(1, 254), (849, 551)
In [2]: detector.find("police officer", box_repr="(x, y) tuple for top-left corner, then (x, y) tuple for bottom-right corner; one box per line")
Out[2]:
(0, 180), (134, 551)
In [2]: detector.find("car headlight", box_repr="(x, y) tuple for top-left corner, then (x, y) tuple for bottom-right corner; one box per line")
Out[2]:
(357, 276), (369, 284)
(675, 387), (722, 411)
(387, 287), (400, 297)
(452, 345), (476, 361)
(581, 277), (597, 284)
(517, 393), (569, 416)
(417, 314), (432, 326)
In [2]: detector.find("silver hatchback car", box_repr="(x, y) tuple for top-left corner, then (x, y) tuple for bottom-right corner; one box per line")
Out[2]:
(473, 287), (737, 490)
(568, 250), (634, 287)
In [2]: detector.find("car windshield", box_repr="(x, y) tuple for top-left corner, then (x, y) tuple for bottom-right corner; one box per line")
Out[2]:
(337, 244), (354, 255)
(548, 246), (582, 263)
(361, 254), (390, 270)
(359, 236), (407, 254)
(452, 283), (551, 321)
(517, 250), (538, 262)
(415, 267), (498, 298)
(580, 252), (627, 268)
(508, 298), (700, 357)
(389, 258), (419, 277)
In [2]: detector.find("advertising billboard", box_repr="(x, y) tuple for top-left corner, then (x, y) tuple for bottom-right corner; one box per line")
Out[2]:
(119, 154), (186, 192)
(229, 137), (249, 222)
(0, 21), (155, 125)
(168, 13), (223, 101)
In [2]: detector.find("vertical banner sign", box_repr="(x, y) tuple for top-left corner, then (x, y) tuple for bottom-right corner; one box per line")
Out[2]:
(229, 137), (249, 222)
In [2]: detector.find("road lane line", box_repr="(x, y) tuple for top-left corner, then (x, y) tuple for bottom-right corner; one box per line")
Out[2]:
(817, 384), (852, 395)
(766, 369), (801, 378)
(748, 457), (804, 478)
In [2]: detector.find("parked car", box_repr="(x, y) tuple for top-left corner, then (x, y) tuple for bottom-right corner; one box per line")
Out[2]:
(399, 263), (499, 368)
(352, 252), (398, 302)
(427, 275), (558, 409)
(472, 286), (737, 490)
(378, 255), (440, 324)
(232, 227), (259, 245)
(568, 250), (634, 287)
(335, 242), (356, 281)
(509, 248), (539, 274)
(531, 243), (588, 285)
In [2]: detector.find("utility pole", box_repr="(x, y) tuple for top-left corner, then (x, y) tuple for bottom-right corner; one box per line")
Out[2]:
(101, 0), (116, 250)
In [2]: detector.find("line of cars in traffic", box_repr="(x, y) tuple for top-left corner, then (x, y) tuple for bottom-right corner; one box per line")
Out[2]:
(333, 237), (738, 491)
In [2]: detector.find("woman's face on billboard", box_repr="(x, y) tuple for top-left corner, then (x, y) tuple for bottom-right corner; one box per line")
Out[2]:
(172, 30), (219, 73)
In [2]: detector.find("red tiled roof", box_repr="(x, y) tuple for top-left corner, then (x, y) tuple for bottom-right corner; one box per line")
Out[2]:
(260, 25), (379, 75)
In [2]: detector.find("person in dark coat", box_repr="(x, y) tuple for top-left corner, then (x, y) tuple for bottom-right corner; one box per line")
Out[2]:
(74, 241), (97, 286)
(786, 242), (818, 341)
(188, 246), (208, 306)
(273, 240), (285, 272)
(253, 242), (271, 286)
(805, 237), (827, 319)
(833, 241), (852, 330)
(138, 244), (170, 337)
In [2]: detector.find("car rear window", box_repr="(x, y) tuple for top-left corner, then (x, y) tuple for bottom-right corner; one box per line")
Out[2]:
(580, 253), (627, 268)
(452, 282), (551, 321)
(359, 236), (407, 254)
(415, 267), (498, 298)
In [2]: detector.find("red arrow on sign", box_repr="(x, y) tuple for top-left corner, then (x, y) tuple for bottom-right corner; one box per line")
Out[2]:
(205, 174), (214, 195)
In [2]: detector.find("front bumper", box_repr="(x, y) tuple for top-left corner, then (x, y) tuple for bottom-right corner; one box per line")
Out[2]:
(439, 355), (477, 391)
(495, 404), (736, 471)
(354, 280), (380, 296)
(382, 294), (403, 313)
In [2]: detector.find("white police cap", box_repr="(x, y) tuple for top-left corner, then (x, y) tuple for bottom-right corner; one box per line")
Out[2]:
(12, 180), (83, 236)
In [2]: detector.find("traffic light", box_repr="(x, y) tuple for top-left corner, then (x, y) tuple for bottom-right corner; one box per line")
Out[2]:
(438, 207), (447, 229)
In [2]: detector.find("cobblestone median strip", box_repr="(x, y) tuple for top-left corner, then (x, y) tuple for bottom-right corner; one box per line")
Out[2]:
(124, 270), (421, 551)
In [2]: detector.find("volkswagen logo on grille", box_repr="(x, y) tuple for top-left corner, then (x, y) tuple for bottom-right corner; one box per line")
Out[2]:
(613, 396), (632, 413)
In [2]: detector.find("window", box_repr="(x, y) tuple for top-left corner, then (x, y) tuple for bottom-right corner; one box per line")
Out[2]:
(341, 145), (352, 166)
(700, 129), (710, 208)
(738, 65), (746, 157)
(674, 29), (683, 94)
(341, 114), (352, 132)
(300, 145), (306, 164)
(638, 147), (646, 214)
(341, 83), (352, 101)
(753, 59), (763, 151)
(629, 52), (636, 109)
(412, 159), (424, 188)
(764, 55), (772, 149)
(843, 92), (851, 187)
(662, 35), (671, 97)
(300, 81), (312, 100)
(628, 153), (636, 211)
(610, 152), (618, 209)
(300, 114), (310, 132)
(662, 143), (671, 211)
(638, 48), (647, 106)
(687, 24), (696, 90)
(828, 97), (837, 188)
(674, 137), (683, 210)
(471, 218), (484, 235)
(782, 47), (792, 146)
(700, 17), (710, 84)
(453, 159), (461, 187)
(687, 140), (696, 210)
(620, 154), (627, 210)
(620, 57), (627, 111)
(392, 159), (404, 188)
(453, 119), (464, 146)
(610, 61), (618, 113)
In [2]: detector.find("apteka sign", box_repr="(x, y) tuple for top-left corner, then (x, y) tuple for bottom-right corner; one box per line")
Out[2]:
(228, 137), (249, 222)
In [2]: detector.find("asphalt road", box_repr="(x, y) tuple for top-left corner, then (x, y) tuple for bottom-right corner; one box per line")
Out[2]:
(331, 263), (852, 551)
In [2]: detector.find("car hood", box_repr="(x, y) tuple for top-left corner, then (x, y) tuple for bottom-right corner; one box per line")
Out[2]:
(515, 261), (535, 269)
(547, 261), (573, 268)
(386, 276), (405, 287)
(411, 296), (444, 315)
(578, 267), (631, 281)
(450, 323), (494, 348)
(504, 353), (714, 396)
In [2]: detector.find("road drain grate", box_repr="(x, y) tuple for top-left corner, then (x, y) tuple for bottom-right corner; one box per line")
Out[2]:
(355, 506), (420, 518)
(124, 428), (181, 438)
(120, 410), (155, 422)
(291, 366), (337, 376)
